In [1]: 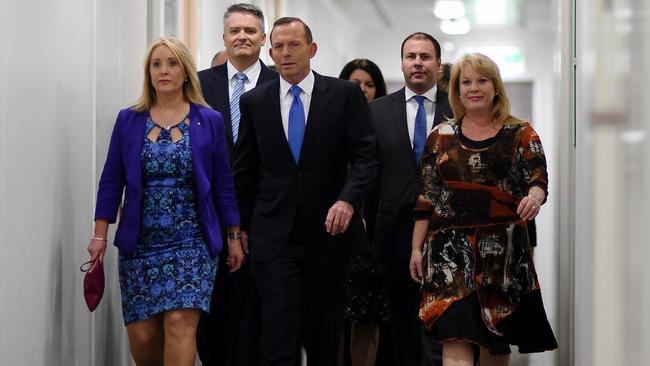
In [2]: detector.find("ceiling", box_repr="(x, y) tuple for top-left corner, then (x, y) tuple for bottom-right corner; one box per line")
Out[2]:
(328, 0), (553, 34)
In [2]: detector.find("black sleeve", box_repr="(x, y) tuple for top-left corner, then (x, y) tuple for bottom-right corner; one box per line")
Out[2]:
(337, 85), (379, 212)
(232, 94), (260, 230)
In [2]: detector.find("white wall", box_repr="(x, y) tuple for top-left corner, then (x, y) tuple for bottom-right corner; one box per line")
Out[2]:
(0, 0), (146, 365)
(284, 0), (363, 77)
(198, 0), (226, 70)
(574, 0), (650, 364)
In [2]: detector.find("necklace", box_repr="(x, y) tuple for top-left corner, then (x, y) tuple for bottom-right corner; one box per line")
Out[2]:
(152, 114), (188, 131)
(150, 103), (190, 131)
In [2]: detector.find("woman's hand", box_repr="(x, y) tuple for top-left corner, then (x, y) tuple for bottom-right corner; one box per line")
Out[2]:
(410, 219), (428, 283)
(87, 238), (107, 263)
(410, 249), (424, 283)
(517, 192), (544, 221)
(227, 238), (246, 272)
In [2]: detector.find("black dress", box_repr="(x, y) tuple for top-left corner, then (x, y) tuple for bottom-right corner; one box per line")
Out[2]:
(344, 253), (390, 325)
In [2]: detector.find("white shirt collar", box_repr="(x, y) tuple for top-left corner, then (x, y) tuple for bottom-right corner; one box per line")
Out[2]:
(405, 84), (438, 103)
(226, 60), (261, 82)
(280, 70), (315, 98)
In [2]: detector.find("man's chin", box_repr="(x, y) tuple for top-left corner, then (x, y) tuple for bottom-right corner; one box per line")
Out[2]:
(410, 79), (431, 88)
(232, 51), (253, 58)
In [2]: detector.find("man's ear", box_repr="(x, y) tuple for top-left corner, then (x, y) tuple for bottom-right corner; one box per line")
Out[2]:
(309, 42), (318, 58)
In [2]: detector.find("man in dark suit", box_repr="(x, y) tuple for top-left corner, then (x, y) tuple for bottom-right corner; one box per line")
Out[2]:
(368, 32), (452, 366)
(196, 4), (278, 366)
(234, 17), (378, 366)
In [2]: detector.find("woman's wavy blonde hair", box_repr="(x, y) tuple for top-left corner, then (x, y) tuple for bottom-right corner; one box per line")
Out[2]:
(448, 53), (521, 125)
(133, 37), (208, 112)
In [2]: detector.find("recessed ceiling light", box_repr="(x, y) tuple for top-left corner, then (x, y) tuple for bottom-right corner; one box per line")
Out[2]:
(433, 0), (466, 20)
(440, 18), (471, 35)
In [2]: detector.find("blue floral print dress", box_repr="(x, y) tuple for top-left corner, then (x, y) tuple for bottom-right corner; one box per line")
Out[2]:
(118, 118), (217, 325)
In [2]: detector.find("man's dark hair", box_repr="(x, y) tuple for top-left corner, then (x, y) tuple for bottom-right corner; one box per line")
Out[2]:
(270, 17), (313, 44)
(400, 32), (441, 61)
(223, 3), (265, 32)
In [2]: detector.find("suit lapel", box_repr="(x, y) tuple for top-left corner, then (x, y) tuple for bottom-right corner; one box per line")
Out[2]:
(257, 61), (278, 85)
(388, 89), (417, 168)
(262, 80), (296, 165)
(209, 65), (234, 147)
(300, 73), (330, 165)
(433, 88), (451, 127)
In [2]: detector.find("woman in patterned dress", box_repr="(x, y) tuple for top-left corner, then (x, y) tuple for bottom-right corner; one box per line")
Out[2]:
(87, 38), (245, 366)
(409, 53), (557, 366)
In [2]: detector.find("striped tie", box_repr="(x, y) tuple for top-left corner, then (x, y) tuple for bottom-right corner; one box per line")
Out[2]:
(230, 72), (248, 144)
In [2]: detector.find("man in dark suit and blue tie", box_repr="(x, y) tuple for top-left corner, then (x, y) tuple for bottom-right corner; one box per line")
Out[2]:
(234, 17), (378, 366)
(196, 4), (278, 365)
(367, 32), (452, 366)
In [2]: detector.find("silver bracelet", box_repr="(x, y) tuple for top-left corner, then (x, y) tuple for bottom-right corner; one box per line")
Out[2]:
(528, 194), (543, 204)
(91, 237), (107, 241)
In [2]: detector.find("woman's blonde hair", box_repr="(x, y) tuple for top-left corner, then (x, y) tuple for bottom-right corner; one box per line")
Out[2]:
(448, 53), (520, 125)
(133, 37), (208, 112)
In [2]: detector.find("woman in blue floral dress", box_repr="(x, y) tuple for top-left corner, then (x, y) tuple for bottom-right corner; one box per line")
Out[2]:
(88, 38), (244, 366)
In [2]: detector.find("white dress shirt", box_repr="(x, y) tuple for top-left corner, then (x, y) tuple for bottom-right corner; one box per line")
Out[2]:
(227, 60), (262, 97)
(279, 71), (315, 139)
(404, 85), (438, 147)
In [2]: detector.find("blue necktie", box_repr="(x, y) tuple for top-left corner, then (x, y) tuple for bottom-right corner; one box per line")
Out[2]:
(288, 85), (305, 163)
(230, 72), (248, 143)
(413, 95), (427, 163)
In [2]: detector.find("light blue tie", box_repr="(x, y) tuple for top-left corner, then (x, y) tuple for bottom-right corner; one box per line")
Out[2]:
(413, 95), (427, 163)
(230, 72), (248, 143)
(288, 85), (305, 163)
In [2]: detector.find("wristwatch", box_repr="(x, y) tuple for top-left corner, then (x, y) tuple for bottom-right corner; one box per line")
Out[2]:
(228, 231), (243, 240)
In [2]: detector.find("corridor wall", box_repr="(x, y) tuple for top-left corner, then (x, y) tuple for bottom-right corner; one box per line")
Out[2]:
(574, 0), (650, 365)
(0, 0), (146, 365)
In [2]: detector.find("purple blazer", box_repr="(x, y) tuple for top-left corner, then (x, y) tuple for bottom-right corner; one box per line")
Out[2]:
(94, 103), (240, 257)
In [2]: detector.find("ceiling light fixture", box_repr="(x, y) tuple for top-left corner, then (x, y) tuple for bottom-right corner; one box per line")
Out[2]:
(440, 17), (471, 35)
(433, 0), (466, 20)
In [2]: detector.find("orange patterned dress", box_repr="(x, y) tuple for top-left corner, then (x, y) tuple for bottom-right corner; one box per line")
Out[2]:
(414, 120), (557, 354)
